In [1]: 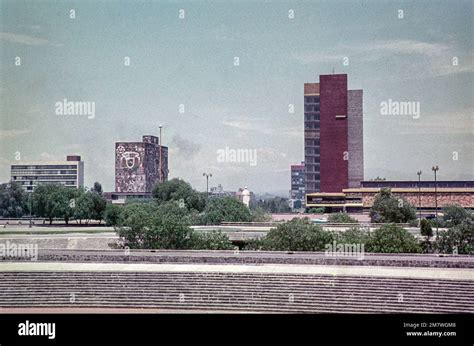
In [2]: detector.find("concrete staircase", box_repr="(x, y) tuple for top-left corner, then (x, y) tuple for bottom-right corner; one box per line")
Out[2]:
(1, 272), (472, 313)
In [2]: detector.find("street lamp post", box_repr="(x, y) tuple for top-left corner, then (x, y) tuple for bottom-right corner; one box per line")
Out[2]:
(29, 193), (32, 228)
(203, 173), (212, 198)
(159, 125), (163, 183)
(417, 170), (422, 225)
(432, 165), (439, 238)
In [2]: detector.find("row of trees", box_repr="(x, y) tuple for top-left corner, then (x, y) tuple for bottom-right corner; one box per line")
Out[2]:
(32, 183), (106, 224)
(0, 181), (106, 224)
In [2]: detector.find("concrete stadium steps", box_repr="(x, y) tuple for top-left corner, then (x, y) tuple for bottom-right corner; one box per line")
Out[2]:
(0, 272), (473, 313)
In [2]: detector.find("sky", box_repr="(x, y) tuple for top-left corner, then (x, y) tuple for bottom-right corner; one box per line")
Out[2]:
(0, 0), (473, 196)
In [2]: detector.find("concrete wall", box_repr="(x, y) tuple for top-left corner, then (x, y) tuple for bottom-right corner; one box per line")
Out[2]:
(348, 90), (364, 188)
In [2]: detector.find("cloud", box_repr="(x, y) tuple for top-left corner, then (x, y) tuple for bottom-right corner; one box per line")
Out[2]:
(221, 119), (301, 138)
(0, 32), (49, 46)
(293, 39), (473, 77)
(171, 135), (201, 159)
(0, 129), (30, 139)
(39, 152), (58, 160)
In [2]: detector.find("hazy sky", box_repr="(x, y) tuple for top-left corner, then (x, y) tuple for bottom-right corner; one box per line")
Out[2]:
(1, 0), (473, 195)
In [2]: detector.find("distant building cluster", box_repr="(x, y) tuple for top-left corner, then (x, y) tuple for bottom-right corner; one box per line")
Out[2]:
(291, 73), (473, 212)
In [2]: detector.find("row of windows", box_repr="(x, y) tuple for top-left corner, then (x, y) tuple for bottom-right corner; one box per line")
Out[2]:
(305, 114), (320, 121)
(305, 148), (320, 155)
(18, 180), (77, 186)
(12, 165), (78, 170)
(304, 105), (320, 112)
(305, 139), (321, 146)
(305, 157), (321, 164)
(12, 176), (77, 181)
(11, 170), (77, 175)
(304, 96), (320, 104)
(305, 123), (320, 130)
(306, 182), (321, 191)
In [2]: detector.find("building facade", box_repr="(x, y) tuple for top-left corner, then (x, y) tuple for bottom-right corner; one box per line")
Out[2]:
(304, 74), (363, 195)
(115, 135), (168, 194)
(306, 181), (474, 212)
(290, 162), (305, 207)
(11, 155), (84, 192)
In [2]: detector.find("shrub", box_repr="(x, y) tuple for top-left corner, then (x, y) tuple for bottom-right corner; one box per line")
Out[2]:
(190, 231), (234, 250)
(369, 188), (416, 223)
(259, 218), (334, 251)
(104, 204), (123, 226)
(328, 212), (358, 224)
(420, 219), (433, 238)
(335, 227), (371, 245)
(202, 197), (253, 225)
(435, 221), (474, 255)
(366, 224), (420, 253)
(443, 204), (473, 227)
(307, 208), (325, 213)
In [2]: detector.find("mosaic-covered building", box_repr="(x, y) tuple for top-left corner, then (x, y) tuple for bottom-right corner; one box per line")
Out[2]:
(115, 135), (168, 194)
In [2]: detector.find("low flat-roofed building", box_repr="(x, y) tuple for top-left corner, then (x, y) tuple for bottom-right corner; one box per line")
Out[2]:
(10, 155), (84, 192)
(306, 181), (474, 212)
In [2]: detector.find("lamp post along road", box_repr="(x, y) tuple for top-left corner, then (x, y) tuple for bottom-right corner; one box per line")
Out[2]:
(159, 125), (163, 183)
(432, 165), (439, 238)
(417, 170), (422, 225)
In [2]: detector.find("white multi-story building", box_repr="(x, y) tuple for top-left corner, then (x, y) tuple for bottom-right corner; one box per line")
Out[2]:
(10, 155), (84, 192)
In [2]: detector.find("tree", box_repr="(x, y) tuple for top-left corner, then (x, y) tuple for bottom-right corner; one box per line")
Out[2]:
(366, 224), (420, 253)
(92, 182), (103, 196)
(202, 197), (253, 225)
(73, 190), (95, 224)
(435, 220), (474, 255)
(369, 188), (416, 223)
(0, 182), (27, 217)
(442, 204), (472, 227)
(90, 191), (106, 223)
(258, 218), (334, 251)
(328, 212), (358, 224)
(335, 227), (371, 245)
(104, 204), (123, 226)
(152, 178), (206, 212)
(189, 231), (234, 250)
(117, 201), (194, 249)
(32, 185), (78, 224)
(420, 219), (433, 238)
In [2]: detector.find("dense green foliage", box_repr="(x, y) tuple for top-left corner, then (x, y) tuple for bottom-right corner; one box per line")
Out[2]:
(420, 219), (433, 238)
(366, 224), (421, 253)
(30, 184), (106, 224)
(202, 197), (253, 225)
(116, 201), (233, 250)
(104, 204), (123, 226)
(0, 182), (27, 217)
(328, 212), (358, 224)
(435, 220), (473, 255)
(152, 178), (206, 212)
(369, 188), (416, 223)
(249, 218), (334, 251)
(442, 204), (473, 227)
